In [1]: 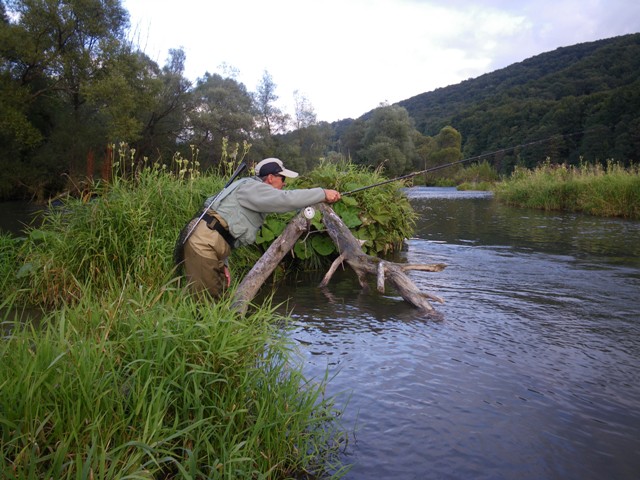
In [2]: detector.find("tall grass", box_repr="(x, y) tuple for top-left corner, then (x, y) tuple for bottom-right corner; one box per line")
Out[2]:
(6, 154), (244, 307)
(494, 160), (640, 219)
(0, 283), (348, 478)
(454, 160), (500, 191)
(1, 145), (352, 478)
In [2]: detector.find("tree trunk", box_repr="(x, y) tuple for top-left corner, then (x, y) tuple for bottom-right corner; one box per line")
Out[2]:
(231, 204), (446, 315)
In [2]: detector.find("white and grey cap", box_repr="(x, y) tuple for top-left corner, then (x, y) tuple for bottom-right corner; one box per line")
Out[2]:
(255, 158), (299, 178)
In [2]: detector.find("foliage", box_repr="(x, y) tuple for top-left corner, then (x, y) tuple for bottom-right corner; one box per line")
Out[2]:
(0, 144), (352, 477)
(189, 72), (255, 169)
(3, 147), (415, 308)
(0, 233), (23, 293)
(453, 160), (500, 188)
(494, 160), (640, 219)
(2, 2), (639, 203)
(398, 33), (640, 173)
(255, 159), (416, 269)
(0, 283), (349, 479)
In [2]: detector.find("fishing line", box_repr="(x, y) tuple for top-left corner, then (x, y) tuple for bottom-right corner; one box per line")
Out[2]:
(340, 127), (607, 196)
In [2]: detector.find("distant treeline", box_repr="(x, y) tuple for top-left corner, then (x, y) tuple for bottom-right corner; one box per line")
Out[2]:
(2, 0), (638, 201)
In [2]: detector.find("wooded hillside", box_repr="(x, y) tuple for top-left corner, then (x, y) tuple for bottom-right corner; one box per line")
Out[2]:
(395, 33), (640, 172)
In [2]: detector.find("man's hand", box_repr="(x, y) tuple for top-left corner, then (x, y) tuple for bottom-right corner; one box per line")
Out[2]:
(224, 265), (231, 288)
(323, 189), (341, 203)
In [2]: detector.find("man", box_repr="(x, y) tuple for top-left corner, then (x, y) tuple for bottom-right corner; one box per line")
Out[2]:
(183, 157), (341, 297)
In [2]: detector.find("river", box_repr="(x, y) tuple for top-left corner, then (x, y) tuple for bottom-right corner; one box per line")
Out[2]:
(265, 187), (640, 480)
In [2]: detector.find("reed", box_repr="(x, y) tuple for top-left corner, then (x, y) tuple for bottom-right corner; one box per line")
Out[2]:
(494, 160), (640, 219)
(0, 283), (349, 479)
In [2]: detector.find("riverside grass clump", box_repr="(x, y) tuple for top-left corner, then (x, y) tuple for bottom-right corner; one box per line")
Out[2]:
(4, 152), (415, 307)
(494, 160), (640, 219)
(0, 285), (348, 479)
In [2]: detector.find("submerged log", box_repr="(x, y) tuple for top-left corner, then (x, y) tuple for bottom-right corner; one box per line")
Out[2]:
(231, 203), (446, 315)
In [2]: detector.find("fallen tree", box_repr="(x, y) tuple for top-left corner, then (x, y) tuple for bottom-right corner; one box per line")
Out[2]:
(231, 203), (446, 316)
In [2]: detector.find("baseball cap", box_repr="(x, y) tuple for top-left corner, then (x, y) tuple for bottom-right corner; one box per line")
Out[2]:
(255, 158), (299, 178)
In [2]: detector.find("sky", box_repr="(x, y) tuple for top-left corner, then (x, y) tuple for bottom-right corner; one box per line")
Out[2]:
(122, 0), (640, 123)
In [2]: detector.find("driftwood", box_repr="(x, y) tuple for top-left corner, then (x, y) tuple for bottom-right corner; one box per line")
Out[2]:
(231, 203), (446, 315)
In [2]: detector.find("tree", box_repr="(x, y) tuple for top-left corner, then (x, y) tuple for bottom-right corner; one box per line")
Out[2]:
(1, 0), (131, 199)
(357, 105), (416, 176)
(252, 70), (289, 157)
(188, 72), (254, 168)
(292, 90), (316, 130)
(136, 48), (192, 158)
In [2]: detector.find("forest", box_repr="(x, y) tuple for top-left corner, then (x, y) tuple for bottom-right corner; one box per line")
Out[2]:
(1, 0), (638, 202)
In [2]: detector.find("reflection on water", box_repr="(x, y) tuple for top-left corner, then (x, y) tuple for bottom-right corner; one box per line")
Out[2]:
(0, 201), (42, 235)
(267, 187), (640, 480)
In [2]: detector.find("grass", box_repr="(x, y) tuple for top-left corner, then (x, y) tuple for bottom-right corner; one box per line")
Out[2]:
(0, 283), (348, 478)
(494, 160), (640, 219)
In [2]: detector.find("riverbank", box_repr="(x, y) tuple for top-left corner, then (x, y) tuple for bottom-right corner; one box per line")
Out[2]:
(494, 161), (640, 219)
(0, 157), (422, 478)
(0, 162), (353, 478)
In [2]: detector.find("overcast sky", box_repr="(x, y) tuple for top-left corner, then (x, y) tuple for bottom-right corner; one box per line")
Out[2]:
(122, 0), (640, 123)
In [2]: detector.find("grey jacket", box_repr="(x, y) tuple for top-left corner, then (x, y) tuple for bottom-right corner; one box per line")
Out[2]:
(209, 177), (325, 247)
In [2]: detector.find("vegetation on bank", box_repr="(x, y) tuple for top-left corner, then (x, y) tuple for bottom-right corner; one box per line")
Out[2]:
(0, 153), (419, 478)
(2, 149), (414, 307)
(0, 287), (348, 479)
(494, 161), (640, 219)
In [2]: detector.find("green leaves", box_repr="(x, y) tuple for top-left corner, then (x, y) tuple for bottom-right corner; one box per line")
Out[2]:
(255, 161), (416, 267)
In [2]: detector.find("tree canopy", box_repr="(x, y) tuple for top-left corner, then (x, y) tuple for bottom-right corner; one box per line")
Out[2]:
(397, 33), (640, 172)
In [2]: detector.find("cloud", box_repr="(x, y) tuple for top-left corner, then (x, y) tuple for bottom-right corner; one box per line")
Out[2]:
(123, 0), (640, 122)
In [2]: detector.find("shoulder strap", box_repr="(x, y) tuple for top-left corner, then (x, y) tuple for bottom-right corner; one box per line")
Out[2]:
(210, 177), (255, 210)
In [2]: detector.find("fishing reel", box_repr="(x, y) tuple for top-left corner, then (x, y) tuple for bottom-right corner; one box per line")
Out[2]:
(303, 206), (316, 219)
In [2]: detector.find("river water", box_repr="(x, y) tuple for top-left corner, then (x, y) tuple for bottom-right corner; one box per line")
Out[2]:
(266, 187), (640, 480)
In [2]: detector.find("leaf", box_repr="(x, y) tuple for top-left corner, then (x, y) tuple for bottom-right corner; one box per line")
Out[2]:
(369, 211), (392, 225)
(311, 235), (335, 256)
(263, 217), (287, 236)
(256, 227), (275, 244)
(339, 210), (362, 228)
(340, 196), (359, 207)
(17, 262), (35, 279)
(29, 229), (48, 241)
(294, 241), (312, 259)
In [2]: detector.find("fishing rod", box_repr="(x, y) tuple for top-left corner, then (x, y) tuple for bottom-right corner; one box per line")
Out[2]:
(340, 129), (600, 196)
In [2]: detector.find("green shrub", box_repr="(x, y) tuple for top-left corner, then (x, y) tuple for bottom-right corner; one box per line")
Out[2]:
(256, 160), (416, 269)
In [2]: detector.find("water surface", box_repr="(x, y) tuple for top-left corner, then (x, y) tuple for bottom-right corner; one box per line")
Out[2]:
(268, 187), (640, 480)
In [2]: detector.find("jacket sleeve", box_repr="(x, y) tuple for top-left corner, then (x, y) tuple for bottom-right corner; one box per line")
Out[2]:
(236, 180), (326, 213)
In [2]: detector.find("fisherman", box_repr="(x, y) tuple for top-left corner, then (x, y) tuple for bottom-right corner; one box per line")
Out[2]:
(183, 157), (341, 298)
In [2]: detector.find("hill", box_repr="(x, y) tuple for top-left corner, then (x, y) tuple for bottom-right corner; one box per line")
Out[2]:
(393, 33), (640, 170)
